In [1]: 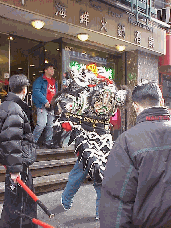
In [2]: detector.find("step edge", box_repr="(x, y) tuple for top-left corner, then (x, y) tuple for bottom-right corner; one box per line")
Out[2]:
(0, 173), (71, 192)
(0, 158), (77, 172)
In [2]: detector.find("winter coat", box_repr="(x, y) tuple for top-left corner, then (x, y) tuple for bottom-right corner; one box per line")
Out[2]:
(0, 92), (36, 173)
(32, 75), (58, 108)
(99, 106), (171, 228)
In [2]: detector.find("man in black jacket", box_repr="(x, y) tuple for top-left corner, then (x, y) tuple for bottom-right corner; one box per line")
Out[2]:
(99, 81), (171, 227)
(0, 75), (37, 228)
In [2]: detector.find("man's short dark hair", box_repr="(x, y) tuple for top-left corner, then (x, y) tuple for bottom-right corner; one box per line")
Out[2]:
(44, 63), (54, 71)
(9, 74), (30, 94)
(132, 81), (162, 107)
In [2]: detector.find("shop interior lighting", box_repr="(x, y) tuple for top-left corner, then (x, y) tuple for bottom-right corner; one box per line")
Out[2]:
(115, 45), (125, 52)
(45, 60), (49, 63)
(8, 36), (14, 40)
(56, 48), (60, 51)
(31, 20), (45, 29)
(30, 64), (35, 67)
(77, 33), (89, 41)
(18, 68), (22, 70)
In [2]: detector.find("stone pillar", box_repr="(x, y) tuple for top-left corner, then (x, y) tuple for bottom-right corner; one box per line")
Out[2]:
(121, 50), (159, 130)
(121, 50), (138, 131)
(137, 50), (159, 84)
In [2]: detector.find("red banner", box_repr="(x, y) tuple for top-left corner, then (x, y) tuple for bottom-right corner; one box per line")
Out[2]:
(159, 34), (171, 66)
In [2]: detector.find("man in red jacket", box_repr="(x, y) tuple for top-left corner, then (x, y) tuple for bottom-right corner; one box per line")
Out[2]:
(32, 63), (58, 148)
(99, 81), (171, 227)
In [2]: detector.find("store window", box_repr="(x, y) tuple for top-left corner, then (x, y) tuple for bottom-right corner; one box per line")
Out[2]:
(62, 43), (120, 89)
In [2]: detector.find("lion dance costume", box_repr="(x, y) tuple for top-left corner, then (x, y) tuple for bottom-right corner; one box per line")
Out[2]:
(52, 65), (128, 218)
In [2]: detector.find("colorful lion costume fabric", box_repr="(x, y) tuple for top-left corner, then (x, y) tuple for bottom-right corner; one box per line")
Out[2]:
(52, 66), (129, 183)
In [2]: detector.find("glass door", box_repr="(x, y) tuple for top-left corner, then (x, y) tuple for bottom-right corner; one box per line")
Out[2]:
(43, 40), (62, 89)
(0, 33), (10, 102)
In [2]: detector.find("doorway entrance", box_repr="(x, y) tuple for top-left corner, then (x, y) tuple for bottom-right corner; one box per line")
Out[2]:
(0, 33), (63, 101)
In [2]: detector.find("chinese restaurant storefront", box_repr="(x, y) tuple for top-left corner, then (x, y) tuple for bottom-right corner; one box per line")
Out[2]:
(0, 0), (167, 130)
(0, 32), (121, 97)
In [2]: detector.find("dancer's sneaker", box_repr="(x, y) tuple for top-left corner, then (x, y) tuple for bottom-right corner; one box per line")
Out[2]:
(61, 197), (72, 211)
(95, 216), (99, 220)
(44, 142), (56, 149)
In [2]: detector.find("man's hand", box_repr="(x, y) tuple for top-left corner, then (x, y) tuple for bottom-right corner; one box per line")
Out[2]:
(11, 173), (21, 183)
(45, 101), (50, 108)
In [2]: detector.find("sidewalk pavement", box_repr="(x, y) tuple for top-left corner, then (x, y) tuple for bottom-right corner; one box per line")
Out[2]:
(0, 184), (100, 228)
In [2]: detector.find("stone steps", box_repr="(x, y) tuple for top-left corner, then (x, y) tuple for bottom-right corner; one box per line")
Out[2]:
(0, 145), (91, 202)
(0, 172), (70, 193)
(0, 157), (77, 182)
(36, 146), (75, 161)
(0, 172), (70, 201)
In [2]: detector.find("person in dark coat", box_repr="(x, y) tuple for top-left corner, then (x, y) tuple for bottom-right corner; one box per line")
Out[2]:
(0, 74), (37, 228)
(99, 81), (171, 228)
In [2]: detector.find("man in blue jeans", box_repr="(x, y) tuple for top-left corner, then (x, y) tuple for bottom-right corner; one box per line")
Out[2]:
(62, 159), (101, 220)
(32, 63), (58, 148)
(61, 124), (103, 220)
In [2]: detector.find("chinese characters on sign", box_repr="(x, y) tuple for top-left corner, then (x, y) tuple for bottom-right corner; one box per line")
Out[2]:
(134, 31), (141, 44)
(54, 2), (154, 50)
(100, 18), (107, 32)
(55, 3), (67, 18)
(148, 37), (155, 48)
(117, 23), (125, 39)
(80, 12), (89, 26)
(69, 51), (107, 64)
